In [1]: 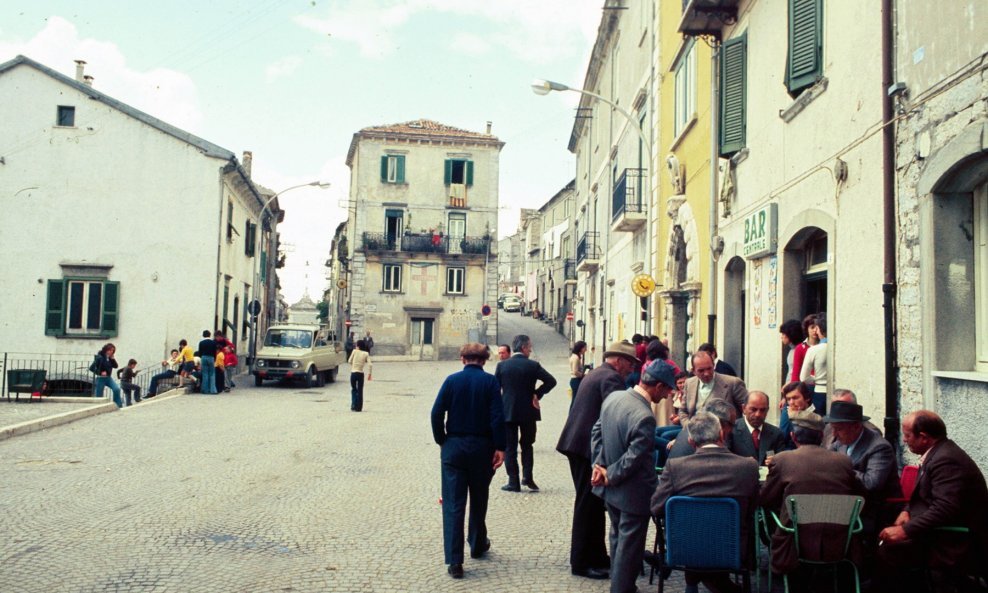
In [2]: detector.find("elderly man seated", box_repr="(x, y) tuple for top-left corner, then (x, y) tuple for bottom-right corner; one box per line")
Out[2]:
(651, 411), (760, 593)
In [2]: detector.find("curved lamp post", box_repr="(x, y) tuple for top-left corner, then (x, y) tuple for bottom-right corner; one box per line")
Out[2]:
(531, 78), (654, 334)
(249, 181), (330, 363)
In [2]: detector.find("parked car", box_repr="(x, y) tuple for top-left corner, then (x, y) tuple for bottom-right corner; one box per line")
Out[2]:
(252, 324), (346, 388)
(503, 297), (522, 312)
(497, 294), (516, 309)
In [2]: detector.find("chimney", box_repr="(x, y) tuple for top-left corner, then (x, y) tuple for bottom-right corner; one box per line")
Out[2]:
(74, 60), (86, 82)
(83, 75), (94, 87)
(485, 121), (492, 135)
(242, 151), (253, 178)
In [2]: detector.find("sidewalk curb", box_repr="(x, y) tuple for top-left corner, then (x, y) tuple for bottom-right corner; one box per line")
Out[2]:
(0, 402), (118, 442)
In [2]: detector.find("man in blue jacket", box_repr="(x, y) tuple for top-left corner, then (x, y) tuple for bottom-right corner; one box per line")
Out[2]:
(431, 343), (506, 580)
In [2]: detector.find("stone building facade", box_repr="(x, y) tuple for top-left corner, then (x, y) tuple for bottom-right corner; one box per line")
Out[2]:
(344, 120), (502, 360)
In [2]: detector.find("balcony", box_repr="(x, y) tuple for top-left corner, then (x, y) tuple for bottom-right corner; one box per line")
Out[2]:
(564, 259), (577, 284)
(361, 232), (490, 257)
(576, 232), (600, 273)
(679, 0), (739, 38)
(611, 168), (646, 233)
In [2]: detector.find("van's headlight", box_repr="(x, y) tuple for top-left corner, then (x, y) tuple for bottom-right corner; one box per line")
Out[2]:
(290, 360), (301, 369)
(256, 359), (266, 368)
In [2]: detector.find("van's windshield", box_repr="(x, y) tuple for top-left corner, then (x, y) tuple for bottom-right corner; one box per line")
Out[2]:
(264, 330), (313, 349)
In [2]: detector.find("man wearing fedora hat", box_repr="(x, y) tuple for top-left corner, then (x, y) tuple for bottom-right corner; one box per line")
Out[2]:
(556, 340), (639, 579)
(824, 401), (901, 515)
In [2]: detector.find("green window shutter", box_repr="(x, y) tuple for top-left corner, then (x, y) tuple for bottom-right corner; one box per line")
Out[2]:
(465, 160), (474, 186)
(101, 281), (120, 337)
(396, 155), (405, 183)
(381, 155), (389, 182)
(786, 0), (822, 96)
(719, 33), (747, 157)
(444, 159), (452, 185)
(245, 219), (251, 256)
(45, 280), (66, 336)
(260, 250), (267, 282)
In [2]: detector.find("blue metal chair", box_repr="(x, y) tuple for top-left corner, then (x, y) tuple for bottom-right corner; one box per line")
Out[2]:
(654, 496), (750, 593)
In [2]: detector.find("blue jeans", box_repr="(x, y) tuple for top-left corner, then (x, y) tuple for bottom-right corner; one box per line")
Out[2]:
(95, 376), (123, 408)
(569, 377), (583, 409)
(350, 372), (364, 411)
(148, 370), (176, 396)
(200, 355), (216, 394)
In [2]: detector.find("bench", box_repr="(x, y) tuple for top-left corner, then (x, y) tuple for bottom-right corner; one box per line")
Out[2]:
(6, 369), (47, 402)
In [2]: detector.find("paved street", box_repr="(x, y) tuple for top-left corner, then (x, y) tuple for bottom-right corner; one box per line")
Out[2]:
(0, 314), (684, 593)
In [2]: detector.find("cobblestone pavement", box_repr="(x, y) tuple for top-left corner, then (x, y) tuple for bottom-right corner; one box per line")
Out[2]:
(0, 316), (702, 593)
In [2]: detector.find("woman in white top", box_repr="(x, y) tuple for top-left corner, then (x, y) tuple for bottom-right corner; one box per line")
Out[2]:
(568, 341), (587, 409)
(799, 315), (828, 414)
(348, 339), (373, 412)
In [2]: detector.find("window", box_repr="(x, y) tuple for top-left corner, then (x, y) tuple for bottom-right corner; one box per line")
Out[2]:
(56, 105), (75, 127)
(385, 209), (403, 248)
(446, 267), (465, 294)
(383, 264), (402, 293)
(444, 159), (474, 186)
(45, 279), (119, 337)
(674, 40), (697, 138)
(786, 0), (823, 97)
(719, 33), (747, 157)
(244, 220), (257, 256)
(411, 318), (434, 345)
(380, 154), (405, 184)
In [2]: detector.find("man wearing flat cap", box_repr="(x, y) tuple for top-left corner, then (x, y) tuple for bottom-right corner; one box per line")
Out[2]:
(760, 410), (863, 576)
(824, 400), (900, 536)
(557, 340), (639, 579)
(591, 359), (677, 593)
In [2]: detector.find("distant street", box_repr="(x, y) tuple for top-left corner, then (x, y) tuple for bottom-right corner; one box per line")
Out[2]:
(0, 314), (691, 593)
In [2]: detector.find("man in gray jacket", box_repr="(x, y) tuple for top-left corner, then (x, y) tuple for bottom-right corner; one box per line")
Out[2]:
(590, 359), (676, 593)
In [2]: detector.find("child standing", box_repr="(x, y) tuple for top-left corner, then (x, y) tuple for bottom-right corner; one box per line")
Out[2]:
(215, 349), (226, 393)
(117, 359), (141, 405)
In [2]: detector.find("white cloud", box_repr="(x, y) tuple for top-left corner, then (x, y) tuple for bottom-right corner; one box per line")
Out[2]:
(0, 16), (204, 133)
(294, 0), (600, 64)
(449, 32), (490, 56)
(265, 55), (303, 83)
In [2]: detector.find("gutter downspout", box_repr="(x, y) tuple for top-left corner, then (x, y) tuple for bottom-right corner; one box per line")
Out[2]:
(881, 0), (900, 447)
(708, 41), (721, 345)
(215, 171), (225, 333)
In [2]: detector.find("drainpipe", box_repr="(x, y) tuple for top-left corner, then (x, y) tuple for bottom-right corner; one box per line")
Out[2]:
(707, 42), (721, 345)
(881, 0), (900, 447)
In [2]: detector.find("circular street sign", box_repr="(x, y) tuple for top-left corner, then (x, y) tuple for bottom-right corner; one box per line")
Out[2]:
(481, 304), (492, 317)
(248, 299), (262, 316)
(566, 312), (575, 321)
(344, 319), (352, 327)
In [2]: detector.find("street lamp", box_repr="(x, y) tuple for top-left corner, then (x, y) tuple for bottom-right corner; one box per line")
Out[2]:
(531, 78), (655, 334)
(249, 181), (330, 363)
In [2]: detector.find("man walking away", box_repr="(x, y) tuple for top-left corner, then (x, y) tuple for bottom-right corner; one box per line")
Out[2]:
(198, 330), (218, 394)
(431, 343), (506, 580)
(495, 334), (556, 492)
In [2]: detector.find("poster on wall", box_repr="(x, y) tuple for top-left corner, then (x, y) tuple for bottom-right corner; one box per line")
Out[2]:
(752, 258), (763, 328)
(767, 255), (778, 329)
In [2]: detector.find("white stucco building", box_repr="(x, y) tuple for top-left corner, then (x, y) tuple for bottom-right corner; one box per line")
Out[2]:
(343, 120), (502, 360)
(0, 55), (278, 379)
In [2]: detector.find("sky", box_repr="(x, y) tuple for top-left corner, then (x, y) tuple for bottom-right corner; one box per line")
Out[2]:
(1, 1), (603, 304)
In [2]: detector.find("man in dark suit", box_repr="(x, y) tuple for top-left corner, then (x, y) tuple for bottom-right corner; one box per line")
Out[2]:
(430, 343), (506, 579)
(556, 340), (639, 579)
(698, 342), (738, 377)
(652, 411), (760, 593)
(733, 390), (785, 466)
(760, 411), (863, 576)
(495, 334), (557, 492)
(591, 360), (676, 593)
(876, 410), (988, 589)
(680, 351), (747, 421)
(821, 389), (882, 449)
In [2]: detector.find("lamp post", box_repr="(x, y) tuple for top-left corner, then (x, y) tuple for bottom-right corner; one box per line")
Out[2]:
(531, 78), (654, 334)
(248, 181), (330, 364)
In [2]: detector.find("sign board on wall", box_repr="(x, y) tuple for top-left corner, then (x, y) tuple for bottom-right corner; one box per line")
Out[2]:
(743, 203), (778, 259)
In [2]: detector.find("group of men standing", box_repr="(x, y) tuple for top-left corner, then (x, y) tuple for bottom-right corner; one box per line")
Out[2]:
(430, 335), (987, 592)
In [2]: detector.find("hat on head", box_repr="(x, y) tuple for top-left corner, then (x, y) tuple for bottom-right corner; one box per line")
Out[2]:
(642, 359), (677, 389)
(603, 341), (638, 365)
(790, 410), (824, 432)
(823, 401), (869, 424)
